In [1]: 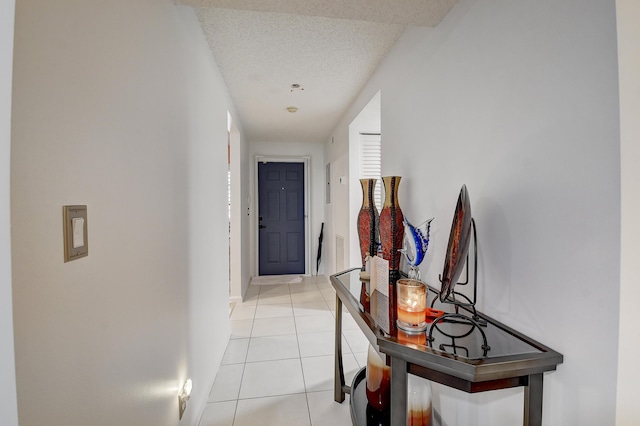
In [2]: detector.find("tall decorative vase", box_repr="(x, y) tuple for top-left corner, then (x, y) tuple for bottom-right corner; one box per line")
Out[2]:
(379, 176), (404, 273)
(408, 375), (433, 426)
(357, 178), (380, 268)
(366, 344), (391, 411)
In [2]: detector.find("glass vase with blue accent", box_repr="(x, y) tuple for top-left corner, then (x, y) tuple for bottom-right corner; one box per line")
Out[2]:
(400, 217), (434, 280)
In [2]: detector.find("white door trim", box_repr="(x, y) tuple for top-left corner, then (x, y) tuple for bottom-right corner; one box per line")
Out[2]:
(254, 155), (311, 276)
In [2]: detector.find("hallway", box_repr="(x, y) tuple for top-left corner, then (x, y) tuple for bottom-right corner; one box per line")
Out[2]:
(199, 275), (368, 426)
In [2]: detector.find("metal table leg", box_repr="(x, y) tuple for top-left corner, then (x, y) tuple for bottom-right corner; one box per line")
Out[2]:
(524, 373), (543, 426)
(390, 357), (408, 426)
(334, 295), (346, 403)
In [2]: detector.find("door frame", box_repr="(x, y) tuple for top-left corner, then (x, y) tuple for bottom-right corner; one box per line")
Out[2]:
(254, 155), (311, 276)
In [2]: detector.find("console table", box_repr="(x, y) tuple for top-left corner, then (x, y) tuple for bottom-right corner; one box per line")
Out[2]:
(331, 268), (563, 426)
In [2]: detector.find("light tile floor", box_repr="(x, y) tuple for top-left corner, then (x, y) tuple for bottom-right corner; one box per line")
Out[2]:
(199, 275), (368, 426)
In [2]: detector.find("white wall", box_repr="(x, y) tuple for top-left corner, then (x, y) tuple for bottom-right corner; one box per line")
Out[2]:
(229, 115), (251, 301)
(324, 129), (349, 276)
(327, 0), (620, 424)
(179, 8), (239, 425)
(11, 1), (236, 425)
(0, 0), (18, 425)
(248, 141), (325, 278)
(616, 0), (640, 424)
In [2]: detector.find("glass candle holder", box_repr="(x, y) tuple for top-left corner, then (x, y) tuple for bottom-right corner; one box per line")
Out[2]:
(396, 278), (428, 332)
(398, 329), (427, 346)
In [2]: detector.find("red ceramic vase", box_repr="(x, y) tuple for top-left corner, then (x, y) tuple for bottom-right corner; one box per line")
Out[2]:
(357, 178), (380, 267)
(379, 176), (404, 272)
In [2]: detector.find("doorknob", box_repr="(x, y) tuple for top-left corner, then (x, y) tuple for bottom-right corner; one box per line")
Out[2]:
(259, 225), (266, 229)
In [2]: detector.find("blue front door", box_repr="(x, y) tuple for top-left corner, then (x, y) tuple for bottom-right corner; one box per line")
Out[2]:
(258, 162), (305, 275)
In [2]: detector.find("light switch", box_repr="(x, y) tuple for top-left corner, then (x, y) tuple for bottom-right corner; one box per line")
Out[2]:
(63, 205), (88, 262)
(72, 218), (85, 248)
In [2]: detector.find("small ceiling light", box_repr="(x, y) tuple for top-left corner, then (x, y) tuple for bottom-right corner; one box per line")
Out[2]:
(287, 106), (298, 113)
(290, 83), (304, 92)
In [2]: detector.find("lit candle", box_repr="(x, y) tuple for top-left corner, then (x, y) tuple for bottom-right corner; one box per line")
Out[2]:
(397, 279), (427, 331)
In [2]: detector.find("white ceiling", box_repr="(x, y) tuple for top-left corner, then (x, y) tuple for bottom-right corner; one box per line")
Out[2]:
(175, 0), (458, 143)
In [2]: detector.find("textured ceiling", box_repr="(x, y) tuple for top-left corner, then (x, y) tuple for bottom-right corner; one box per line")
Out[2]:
(176, 0), (458, 143)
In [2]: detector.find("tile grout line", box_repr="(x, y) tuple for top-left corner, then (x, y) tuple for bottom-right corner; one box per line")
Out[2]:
(229, 285), (263, 424)
(231, 289), (262, 426)
(230, 301), (256, 426)
(291, 291), (314, 426)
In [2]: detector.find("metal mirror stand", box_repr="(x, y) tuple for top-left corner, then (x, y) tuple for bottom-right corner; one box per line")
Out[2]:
(429, 218), (490, 357)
